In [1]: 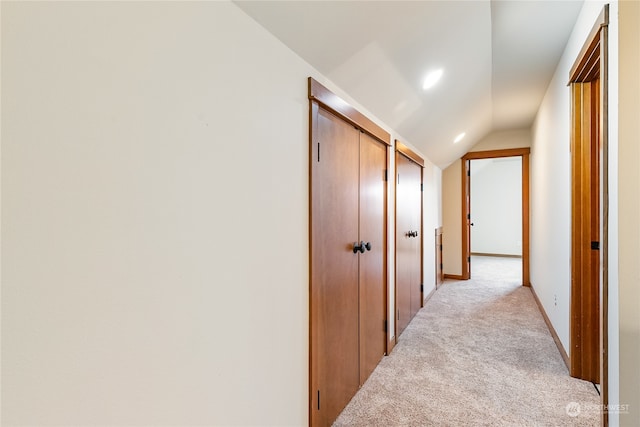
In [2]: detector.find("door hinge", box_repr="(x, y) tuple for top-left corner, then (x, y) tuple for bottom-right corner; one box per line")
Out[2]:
(591, 241), (600, 250)
(384, 169), (388, 181)
(440, 263), (443, 270)
(467, 214), (471, 220)
(468, 256), (471, 263)
(420, 183), (424, 191)
(384, 319), (388, 333)
(420, 284), (424, 292)
(397, 309), (400, 320)
(317, 142), (320, 162)
(467, 169), (470, 176)
(317, 390), (320, 410)
(397, 174), (400, 184)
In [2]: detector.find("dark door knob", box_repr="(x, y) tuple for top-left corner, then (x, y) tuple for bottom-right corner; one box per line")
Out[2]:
(353, 241), (365, 254)
(364, 242), (372, 251)
(412, 231), (419, 238)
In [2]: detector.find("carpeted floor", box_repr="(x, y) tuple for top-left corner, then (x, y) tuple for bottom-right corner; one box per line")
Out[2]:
(333, 256), (601, 426)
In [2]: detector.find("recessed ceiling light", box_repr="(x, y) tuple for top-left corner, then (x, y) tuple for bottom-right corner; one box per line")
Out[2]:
(422, 69), (443, 90)
(454, 132), (466, 143)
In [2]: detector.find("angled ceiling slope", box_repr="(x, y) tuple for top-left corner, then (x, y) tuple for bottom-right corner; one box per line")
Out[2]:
(235, 0), (583, 168)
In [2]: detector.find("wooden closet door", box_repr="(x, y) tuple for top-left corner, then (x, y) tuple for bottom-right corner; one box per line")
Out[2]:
(408, 163), (422, 320)
(310, 105), (360, 426)
(358, 132), (387, 384)
(396, 154), (412, 336)
(396, 153), (422, 337)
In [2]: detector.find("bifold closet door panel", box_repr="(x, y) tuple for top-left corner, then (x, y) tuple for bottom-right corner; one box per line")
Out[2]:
(358, 132), (387, 384)
(395, 153), (412, 336)
(396, 153), (422, 336)
(311, 106), (360, 425)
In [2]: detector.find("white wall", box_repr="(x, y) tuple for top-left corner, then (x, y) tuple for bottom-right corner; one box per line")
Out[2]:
(617, 0), (640, 423)
(423, 160), (443, 298)
(2, 2), (309, 425)
(470, 128), (531, 152)
(0, 2), (443, 425)
(470, 157), (522, 256)
(441, 129), (530, 276)
(530, 3), (624, 423)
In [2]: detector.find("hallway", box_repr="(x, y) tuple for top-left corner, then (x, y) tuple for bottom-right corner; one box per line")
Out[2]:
(333, 256), (600, 426)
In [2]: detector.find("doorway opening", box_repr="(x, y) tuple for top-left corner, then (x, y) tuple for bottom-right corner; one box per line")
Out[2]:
(469, 157), (523, 282)
(461, 148), (531, 286)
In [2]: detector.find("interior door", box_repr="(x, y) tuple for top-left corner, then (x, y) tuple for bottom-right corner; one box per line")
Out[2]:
(310, 105), (360, 426)
(358, 132), (387, 383)
(463, 159), (471, 279)
(570, 78), (601, 383)
(395, 152), (422, 337)
(435, 227), (444, 287)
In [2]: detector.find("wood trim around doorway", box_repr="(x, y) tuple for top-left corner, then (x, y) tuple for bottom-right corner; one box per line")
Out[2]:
(396, 141), (425, 167)
(461, 159), (470, 280)
(462, 147), (530, 160)
(569, 6), (609, 83)
(461, 148), (531, 286)
(522, 153), (530, 287)
(435, 227), (444, 288)
(308, 78), (391, 146)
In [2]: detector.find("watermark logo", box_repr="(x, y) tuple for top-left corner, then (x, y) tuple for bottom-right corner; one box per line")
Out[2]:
(605, 404), (630, 414)
(566, 402), (581, 418)
(565, 401), (630, 417)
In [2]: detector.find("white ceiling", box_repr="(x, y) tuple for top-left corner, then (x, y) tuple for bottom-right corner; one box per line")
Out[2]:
(235, 0), (583, 168)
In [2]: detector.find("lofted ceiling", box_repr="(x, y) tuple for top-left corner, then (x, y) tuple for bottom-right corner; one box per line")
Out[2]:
(235, 0), (583, 168)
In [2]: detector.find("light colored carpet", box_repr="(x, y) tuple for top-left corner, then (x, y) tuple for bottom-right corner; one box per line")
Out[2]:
(333, 256), (601, 426)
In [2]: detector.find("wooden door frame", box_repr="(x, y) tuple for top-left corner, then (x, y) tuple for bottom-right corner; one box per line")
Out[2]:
(568, 6), (609, 425)
(394, 141), (424, 346)
(461, 148), (530, 286)
(435, 226), (444, 288)
(308, 77), (391, 426)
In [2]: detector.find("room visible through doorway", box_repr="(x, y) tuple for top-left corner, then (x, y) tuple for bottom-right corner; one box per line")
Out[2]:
(469, 157), (523, 280)
(461, 147), (530, 286)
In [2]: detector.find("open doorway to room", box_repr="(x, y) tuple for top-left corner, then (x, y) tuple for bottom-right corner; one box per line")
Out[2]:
(461, 148), (530, 286)
(469, 157), (523, 283)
